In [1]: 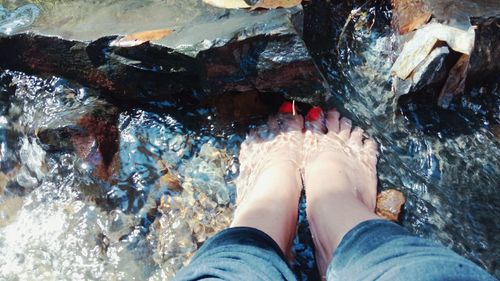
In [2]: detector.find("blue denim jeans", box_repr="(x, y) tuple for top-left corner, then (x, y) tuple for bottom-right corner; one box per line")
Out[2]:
(173, 220), (496, 281)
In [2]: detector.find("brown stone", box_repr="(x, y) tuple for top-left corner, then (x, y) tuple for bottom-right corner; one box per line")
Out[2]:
(376, 189), (406, 221)
(391, 0), (432, 34)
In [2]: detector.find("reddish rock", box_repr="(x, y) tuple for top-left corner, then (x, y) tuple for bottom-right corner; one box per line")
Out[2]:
(391, 0), (432, 34)
(73, 114), (119, 181)
(37, 106), (120, 182)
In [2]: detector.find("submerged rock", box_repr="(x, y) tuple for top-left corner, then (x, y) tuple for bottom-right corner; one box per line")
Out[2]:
(36, 102), (121, 181)
(375, 189), (406, 222)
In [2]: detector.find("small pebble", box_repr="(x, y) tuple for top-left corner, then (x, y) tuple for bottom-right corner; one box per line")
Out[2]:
(376, 189), (406, 221)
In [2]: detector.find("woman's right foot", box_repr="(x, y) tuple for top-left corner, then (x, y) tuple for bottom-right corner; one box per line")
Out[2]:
(231, 102), (304, 257)
(303, 108), (380, 276)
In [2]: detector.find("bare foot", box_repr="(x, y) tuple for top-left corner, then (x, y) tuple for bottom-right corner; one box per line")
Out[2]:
(231, 102), (304, 256)
(303, 107), (380, 276)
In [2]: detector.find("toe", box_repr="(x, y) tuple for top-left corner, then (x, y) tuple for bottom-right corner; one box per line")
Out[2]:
(255, 123), (273, 140)
(279, 101), (295, 114)
(243, 126), (261, 145)
(266, 115), (280, 137)
(338, 117), (352, 139)
(349, 127), (364, 147)
(279, 112), (304, 132)
(240, 127), (261, 160)
(363, 138), (379, 165)
(277, 102), (304, 132)
(305, 106), (326, 133)
(363, 138), (379, 153)
(325, 109), (341, 134)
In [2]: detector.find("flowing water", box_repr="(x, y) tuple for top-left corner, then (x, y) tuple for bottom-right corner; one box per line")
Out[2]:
(0, 1), (499, 280)
(307, 1), (499, 277)
(0, 70), (242, 280)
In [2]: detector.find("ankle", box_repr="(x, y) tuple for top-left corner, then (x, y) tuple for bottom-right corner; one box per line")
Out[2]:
(232, 196), (299, 255)
(307, 193), (379, 258)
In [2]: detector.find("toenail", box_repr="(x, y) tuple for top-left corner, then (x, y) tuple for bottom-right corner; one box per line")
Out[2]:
(306, 106), (323, 122)
(279, 101), (294, 114)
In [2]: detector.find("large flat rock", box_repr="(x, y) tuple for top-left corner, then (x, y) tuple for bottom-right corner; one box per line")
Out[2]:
(0, 0), (328, 105)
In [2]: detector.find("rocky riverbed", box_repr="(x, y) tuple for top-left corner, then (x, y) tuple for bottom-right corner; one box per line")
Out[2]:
(0, 0), (499, 280)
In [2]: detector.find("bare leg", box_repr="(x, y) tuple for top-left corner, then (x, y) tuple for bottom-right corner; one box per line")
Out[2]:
(303, 108), (380, 276)
(231, 103), (304, 256)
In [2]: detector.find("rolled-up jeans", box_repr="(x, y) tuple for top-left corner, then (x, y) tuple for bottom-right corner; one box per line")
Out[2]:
(173, 219), (496, 281)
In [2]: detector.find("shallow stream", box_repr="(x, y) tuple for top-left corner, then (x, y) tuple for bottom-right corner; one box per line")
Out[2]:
(0, 1), (498, 280)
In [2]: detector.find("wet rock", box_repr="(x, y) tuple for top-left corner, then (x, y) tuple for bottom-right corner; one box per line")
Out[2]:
(393, 46), (450, 98)
(412, 47), (450, 90)
(467, 16), (500, 85)
(375, 189), (406, 221)
(391, 0), (431, 35)
(196, 32), (327, 103)
(391, 22), (474, 80)
(437, 53), (469, 109)
(0, 34), (203, 103)
(72, 122), (119, 181)
(96, 232), (110, 255)
(392, 0), (500, 34)
(390, 0), (500, 110)
(76, 112), (118, 164)
(0, 1), (327, 106)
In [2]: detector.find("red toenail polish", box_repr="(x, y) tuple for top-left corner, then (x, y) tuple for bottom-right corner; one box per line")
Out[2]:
(306, 106), (323, 121)
(279, 101), (294, 114)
